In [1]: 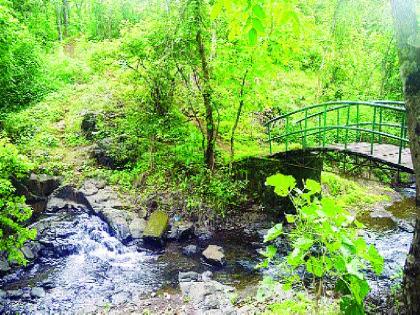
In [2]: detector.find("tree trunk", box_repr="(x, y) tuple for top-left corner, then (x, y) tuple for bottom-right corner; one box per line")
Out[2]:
(230, 69), (249, 164)
(62, 0), (69, 38)
(196, 29), (215, 170)
(390, 1), (420, 313)
(55, 3), (63, 41)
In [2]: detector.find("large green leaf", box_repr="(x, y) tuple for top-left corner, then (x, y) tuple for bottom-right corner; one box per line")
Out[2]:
(265, 174), (296, 197)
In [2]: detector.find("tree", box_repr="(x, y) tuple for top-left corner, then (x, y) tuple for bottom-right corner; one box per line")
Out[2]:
(390, 0), (420, 313)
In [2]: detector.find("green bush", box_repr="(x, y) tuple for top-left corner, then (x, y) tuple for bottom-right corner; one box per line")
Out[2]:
(260, 174), (384, 314)
(0, 1), (44, 111)
(0, 138), (36, 265)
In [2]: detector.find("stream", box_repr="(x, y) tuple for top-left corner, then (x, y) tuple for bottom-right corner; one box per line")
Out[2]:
(0, 186), (416, 313)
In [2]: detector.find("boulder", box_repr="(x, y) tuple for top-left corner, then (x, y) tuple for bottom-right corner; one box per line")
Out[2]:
(202, 245), (226, 266)
(143, 210), (169, 242)
(0, 259), (11, 273)
(7, 289), (23, 299)
(100, 208), (131, 241)
(46, 186), (92, 213)
(26, 174), (61, 197)
(180, 274), (236, 314)
(129, 217), (146, 239)
(21, 245), (35, 260)
(195, 228), (213, 242)
(30, 287), (46, 299)
(179, 271), (201, 283)
(182, 245), (198, 256)
(168, 221), (194, 241)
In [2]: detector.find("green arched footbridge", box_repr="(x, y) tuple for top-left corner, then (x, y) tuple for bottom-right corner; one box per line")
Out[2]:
(265, 101), (413, 173)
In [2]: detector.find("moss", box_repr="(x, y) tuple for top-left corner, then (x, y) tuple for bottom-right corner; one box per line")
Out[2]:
(143, 210), (169, 238)
(322, 172), (391, 211)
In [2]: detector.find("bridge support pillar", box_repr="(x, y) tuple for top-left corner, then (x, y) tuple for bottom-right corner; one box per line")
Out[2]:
(233, 152), (323, 212)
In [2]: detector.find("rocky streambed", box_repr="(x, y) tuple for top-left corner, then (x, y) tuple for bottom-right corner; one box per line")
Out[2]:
(0, 179), (417, 314)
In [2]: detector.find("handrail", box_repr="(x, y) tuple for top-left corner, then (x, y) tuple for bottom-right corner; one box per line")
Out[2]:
(265, 101), (406, 126)
(268, 126), (409, 144)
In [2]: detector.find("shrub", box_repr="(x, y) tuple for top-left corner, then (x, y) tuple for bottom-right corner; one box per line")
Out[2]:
(260, 174), (384, 314)
(0, 138), (36, 265)
(0, 2), (43, 111)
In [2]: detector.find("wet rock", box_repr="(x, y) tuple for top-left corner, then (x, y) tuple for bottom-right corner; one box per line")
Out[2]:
(30, 287), (46, 299)
(26, 174), (61, 197)
(182, 245), (198, 256)
(179, 271), (201, 283)
(168, 221), (194, 241)
(202, 245), (226, 266)
(202, 271), (213, 281)
(111, 291), (131, 305)
(0, 290), (6, 299)
(47, 186), (92, 213)
(180, 278), (236, 314)
(129, 217), (146, 239)
(21, 245), (35, 260)
(100, 208), (131, 241)
(81, 180), (99, 196)
(40, 280), (55, 289)
(0, 259), (11, 273)
(7, 289), (23, 299)
(143, 210), (169, 242)
(195, 228), (213, 242)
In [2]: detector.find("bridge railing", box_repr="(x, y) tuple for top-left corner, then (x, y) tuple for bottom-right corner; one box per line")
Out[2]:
(265, 101), (409, 165)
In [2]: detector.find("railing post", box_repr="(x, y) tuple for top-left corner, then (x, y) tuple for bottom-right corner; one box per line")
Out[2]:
(268, 123), (272, 155)
(371, 106), (377, 155)
(304, 109), (308, 148)
(345, 105), (350, 150)
(378, 107), (383, 144)
(322, 104), (327, 148)
(336, 108), (340, 142)
(356, 104), (360, 141)
(318, 115), (322, 147)
(285, 117), (289, 152)
(399, 115), (406, 165)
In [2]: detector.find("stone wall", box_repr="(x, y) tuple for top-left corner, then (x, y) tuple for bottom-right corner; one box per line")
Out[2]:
(233, 152), (323, 212)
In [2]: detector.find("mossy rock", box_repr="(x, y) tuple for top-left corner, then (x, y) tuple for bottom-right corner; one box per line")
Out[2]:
(143, 210), (169, 240)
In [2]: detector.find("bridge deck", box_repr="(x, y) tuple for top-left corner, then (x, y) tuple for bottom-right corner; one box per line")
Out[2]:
(273, 142), (414, 173)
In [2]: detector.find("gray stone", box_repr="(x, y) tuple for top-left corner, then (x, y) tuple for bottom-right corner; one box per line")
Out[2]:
(129, 217), (146, 239)
(202, 271), (213, 282)
(180, 280), (236, 314)
(182, 245), (198, 256)
(0, 259), (11, 273)
(7, 289), (23, 299)
(81, 180), (99, 196)
(47, 186), (92, 213)
(30, 287), (46, 298)
(26, 173), (61, 197)
(168, 221), (194, 241)
(111, 291), (131, 305)
(21, 245), (35, 260)
(179, 271), (201, 283)
(100, 208), (131, 241)
(0, 290), (6, 299)
(202, 245), (226, 266)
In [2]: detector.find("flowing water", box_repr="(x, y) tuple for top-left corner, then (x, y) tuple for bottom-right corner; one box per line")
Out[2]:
(0, 187), (417, 313)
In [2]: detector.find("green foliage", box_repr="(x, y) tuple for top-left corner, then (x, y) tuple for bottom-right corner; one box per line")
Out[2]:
(322, 172), (391, 211)
(261, 174), (384, 314)
(0, 138), (36, 265)
(0, 1), (43, 111)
